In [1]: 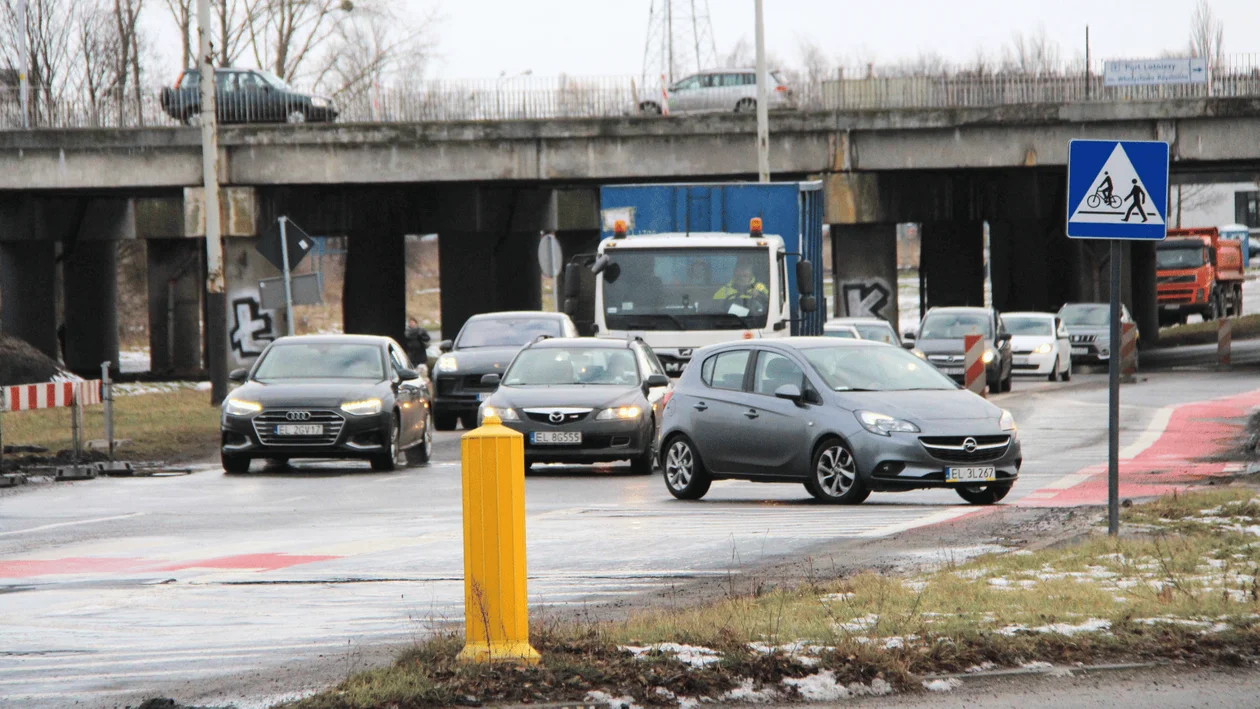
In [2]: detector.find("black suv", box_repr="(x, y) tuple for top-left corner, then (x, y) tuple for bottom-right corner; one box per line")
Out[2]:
(905, 306), (1014, 392)
(160, 68), (338, 125)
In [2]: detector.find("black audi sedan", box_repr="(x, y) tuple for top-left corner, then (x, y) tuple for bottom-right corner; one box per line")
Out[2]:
(476, 337), (671, 473)
(220, 335), (432, 473)
(432, 311), (578, 430)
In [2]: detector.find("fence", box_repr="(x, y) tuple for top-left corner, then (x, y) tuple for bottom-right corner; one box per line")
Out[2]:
(2, 55), (1259, 130)
(0, 366), (128, 479)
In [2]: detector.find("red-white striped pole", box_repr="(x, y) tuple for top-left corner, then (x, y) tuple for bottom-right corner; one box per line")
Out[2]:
(660, 73), (670, 115)
(1120, 322), (1138, 380)
(1219, 316), (1232, 368)
(964, 334), (986, 396)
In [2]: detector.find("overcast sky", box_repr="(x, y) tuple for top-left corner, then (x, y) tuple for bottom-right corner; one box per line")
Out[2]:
(144, 0), (1260, 80)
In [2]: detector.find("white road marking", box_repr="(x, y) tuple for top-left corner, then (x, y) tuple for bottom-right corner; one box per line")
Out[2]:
(855, 507), (976, 537)
(0, 512), (144, 538)
(1120, 406), (1174, 459)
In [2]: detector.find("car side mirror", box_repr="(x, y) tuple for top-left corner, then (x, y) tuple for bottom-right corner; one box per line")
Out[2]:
(645, 373), (670, 388)
(480, 373), (501, 387)
(229, 368), (248, 383)
(998, 333), (1012, 344)
(774, 383), (804, 404)
(902, 342), (916, 350)
(398, 368), (420, 381)
(439, 339), (453, 353)
(902, 331), (916, 341)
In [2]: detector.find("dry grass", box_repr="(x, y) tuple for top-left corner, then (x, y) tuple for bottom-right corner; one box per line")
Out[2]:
(1158, 313), (1260, 348)
(1, 388), (220, 464)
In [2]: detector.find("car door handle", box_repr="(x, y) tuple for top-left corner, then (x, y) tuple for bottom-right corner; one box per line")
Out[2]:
(693, 403), (708, 411)
(744, 409), (759, 419)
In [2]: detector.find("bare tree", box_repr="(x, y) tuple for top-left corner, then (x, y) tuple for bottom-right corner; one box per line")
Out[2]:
(1188, 0), (1224, 69)
(159, 0), (194, 68)
(796, 38), (833, 85)
(77, 1), (120, 123)
(0, 0), (80, 121)
(243, 0), (353, 84)
(111, 0), (144, 124)
(318, 5), (432, 98)
(211, 0), (253, 67)
(1003, 25), (1061, 75)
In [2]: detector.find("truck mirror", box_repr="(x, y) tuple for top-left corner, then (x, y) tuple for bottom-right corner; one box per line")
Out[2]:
(591, 254), (610, 274)
(563, 297), (579, 316)
(799, 295), (817, 313)
(591, 255), (620, 283)
(796, 260), (815, 295)
(563, 262), (582, 299)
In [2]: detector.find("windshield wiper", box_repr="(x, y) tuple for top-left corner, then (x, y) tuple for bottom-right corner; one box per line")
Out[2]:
(833, 387), (878, 392)
(619, 313), (685, 330)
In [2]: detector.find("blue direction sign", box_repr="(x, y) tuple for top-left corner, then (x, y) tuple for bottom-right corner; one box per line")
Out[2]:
(1066, 140), (1169, 240)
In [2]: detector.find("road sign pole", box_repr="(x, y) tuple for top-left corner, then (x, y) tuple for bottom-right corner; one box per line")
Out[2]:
(1108, 240), (1121, 536)
(279, 216), (295, 336)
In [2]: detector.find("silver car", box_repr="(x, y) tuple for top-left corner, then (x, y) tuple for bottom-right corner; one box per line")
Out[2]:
(638, 68), (795, 115)
(658, 338), (1021, 505)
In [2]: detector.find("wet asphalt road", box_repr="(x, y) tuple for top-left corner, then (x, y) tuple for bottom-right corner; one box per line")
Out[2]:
(3, 369), (1260, 707)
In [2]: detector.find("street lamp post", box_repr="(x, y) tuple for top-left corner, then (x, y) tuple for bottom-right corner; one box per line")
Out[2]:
(754, 0), (770, 183)
(196, 0), (228, 404)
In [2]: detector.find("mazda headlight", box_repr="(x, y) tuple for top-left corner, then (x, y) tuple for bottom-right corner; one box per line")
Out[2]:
(999, 409), (1017, 432)
(1033, 343), (1052, 354)
(436, 354), (458, 372)
(982, 349), (995, 364)
(341, 398), (382, 416)
(480, 406), (518, 423)
(224, 398), (261, 416)
(856, 410), (920, 436)
(596, 405), (641, 420)
(911, 349), (927, 360)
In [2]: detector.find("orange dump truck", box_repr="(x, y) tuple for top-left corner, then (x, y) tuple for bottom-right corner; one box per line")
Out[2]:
(1156, 227), (1245, 325)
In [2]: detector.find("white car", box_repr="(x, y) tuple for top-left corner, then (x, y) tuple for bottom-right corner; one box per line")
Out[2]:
(823, 322), (861, 339)
(1003, 312), (1072, 381)
(637, 68), (795, 115)
(825, 317), (901, 346)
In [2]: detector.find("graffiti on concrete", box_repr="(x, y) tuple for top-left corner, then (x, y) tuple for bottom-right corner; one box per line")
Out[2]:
(841, 279), (893, 320)
(230, 297), (274, 358)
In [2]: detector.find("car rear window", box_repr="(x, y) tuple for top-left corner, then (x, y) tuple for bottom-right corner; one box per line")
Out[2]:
(179, 71), (199, 89)
(456, 318), (561, 348)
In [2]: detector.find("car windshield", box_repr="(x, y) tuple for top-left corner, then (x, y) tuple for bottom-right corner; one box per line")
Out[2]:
(601, 247), (772, 331)
(1004, 317), (1053, 336)
(1059, 304), (1109, 327)
(457, 318), (562, 348)
(825, 329), (857, 339)
(253, 343), (384, 380)
(919, 312), (991, 339)
(504, 347), (640, 386)
(257, 71), (290, 90)
(1157, 244), (1206, 269)
(854, 324), (897, 344)
(804, 345), (957, 392)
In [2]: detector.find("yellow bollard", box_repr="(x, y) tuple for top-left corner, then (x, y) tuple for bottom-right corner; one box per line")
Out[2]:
(457, 410), (541, 665)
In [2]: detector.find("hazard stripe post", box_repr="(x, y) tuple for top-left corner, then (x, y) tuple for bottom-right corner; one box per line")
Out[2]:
(1120, 322), (1138, 380)
(964, 334), (986, 396)
(1219, 317), (1232, 368)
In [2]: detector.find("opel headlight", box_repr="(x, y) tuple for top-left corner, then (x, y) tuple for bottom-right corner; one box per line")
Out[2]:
(982, 349), (995, 364)
(1033, 343), (1053, 355)
(224, 398), (262, 416)
(911, 349), (927, 360)
(596, 406), (641, 420)
(856, 410), (921, 436)
(341, 398), (382, 416)
(436, 354), (458, 372)
(480, 406), (519, 423)
(999, 409), (1017, 432)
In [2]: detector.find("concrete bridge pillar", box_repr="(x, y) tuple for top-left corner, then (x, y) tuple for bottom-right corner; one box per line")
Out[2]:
(0, 240), (58, 360)
(343, 230), (406, 345)
(146, 239), (204, 375)
(1131, 242), (1158, 344)
(829, 223), (899, 327)
(920, 221), (985, 309)
(62, 240), (120, 376)
(987, 219), (1075, 314)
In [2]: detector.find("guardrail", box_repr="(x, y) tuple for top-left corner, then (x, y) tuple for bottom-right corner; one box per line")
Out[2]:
(2, 55), (1259, 130)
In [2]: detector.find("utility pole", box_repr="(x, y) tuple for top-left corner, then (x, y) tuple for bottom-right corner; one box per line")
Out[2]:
(197, 0), (227, 404)
(17, 0), (29, 128)
(666, 0), (674, 84)
(754, 0), (770, 183)
(1084, 25), (1091, 100)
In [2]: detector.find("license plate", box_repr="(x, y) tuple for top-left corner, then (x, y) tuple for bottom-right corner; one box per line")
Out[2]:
(1071, 346), (1088, 355)
(531, 431), (582, 445)
(938, 366), (964, 375)
(276, 424), (323, 436)
(477, 392), (490, 401)
(1013, 356), (1029, 365)
(946, 466), (996, 483)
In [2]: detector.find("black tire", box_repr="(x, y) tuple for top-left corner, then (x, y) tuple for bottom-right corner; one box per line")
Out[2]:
(1000, 368), (1013, 392)
(1048, 357), (1059, 382)
(639, 101), (662, 115)
(662, 435), (711, 500)
(371, 413), (400, 472)
(405, 410), (434, 465)
(286, 109), (306, 124)
(459, 413), (478, 431)
(805, 437), (870, 504)
(222, 452), (250, 474)
(734, 97), (756, 112)
(1207, 294), (1220, 321)
(955, 483), (1012, 505)
(630, 448), (655, 475)
(1062, 362), (1072, 381)
(434, 411), (458, 431)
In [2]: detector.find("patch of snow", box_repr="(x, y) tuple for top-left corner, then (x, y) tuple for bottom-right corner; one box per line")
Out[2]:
(782, 671), (849, 701)
(954, 568), (989, 580)
(586, 691), (641, 709)
(1021, 661), (1053, 670)
(987, 577), (1010, 587)
(620, 644), (721, 668)
(1013, 549), (1034, 556)
(677, 698), (701, 709)
(902, 580), (929, 593)
(1030, 619), (1111, 636)
(835, 614), (879, 632)
(820, 592), (856, 602)
(654, 687), (676, 700)
(848, 679), (893, 697)
(922, 678), (962, 692)
(883, 637), (904, 649)
(965, 661), (997, 673)
(720, 679), (781, 704)
(996, 624), (1027, 636)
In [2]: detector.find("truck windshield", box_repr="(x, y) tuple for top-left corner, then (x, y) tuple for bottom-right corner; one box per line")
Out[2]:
(1156, 244), (1206, 269)
(601, 247), (771, 331)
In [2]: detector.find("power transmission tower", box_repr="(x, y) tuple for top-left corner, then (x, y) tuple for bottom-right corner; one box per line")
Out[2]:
(641, 0), (718, 92)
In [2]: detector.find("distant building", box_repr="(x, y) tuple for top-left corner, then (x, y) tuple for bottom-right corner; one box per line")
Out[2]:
(1174, 181), (1260, 229)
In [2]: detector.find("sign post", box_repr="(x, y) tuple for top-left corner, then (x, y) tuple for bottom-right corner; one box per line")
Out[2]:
(1067, 139), (1170, 536)
(257, 216), (314, 336)
(279, 217), (295, 336)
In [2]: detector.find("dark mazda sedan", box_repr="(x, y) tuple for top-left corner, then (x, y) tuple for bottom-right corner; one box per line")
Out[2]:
(659, 338), (1021, 505)
(476, 337), (671, 473)
(220, 335), (432, 473)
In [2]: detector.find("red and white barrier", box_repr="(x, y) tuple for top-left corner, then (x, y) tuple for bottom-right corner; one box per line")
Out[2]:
(1120, 322), (1139, 379)
(964, 334), (986, 396)
(1219, 317), (1232, 368)
(2, 380), (101, 412)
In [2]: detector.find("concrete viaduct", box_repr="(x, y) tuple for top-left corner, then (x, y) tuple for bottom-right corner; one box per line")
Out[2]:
(2, 97), (1258, 376)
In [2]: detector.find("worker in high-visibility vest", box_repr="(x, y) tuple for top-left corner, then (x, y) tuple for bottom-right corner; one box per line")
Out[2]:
(713, 263), (769, 313)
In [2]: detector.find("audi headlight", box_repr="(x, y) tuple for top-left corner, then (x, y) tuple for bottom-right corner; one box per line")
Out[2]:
(999, 409), (1017, 432)
(224, 398), (262, 416)
(856, 410), (920, 436)
(982, 349), (995, 364)
(480, 406), (519, 423)
(340, 398), (382, 416)
(436, 354), (458, 372)
(1033, 343), (1053, 354)
(596, 405), (641, 420)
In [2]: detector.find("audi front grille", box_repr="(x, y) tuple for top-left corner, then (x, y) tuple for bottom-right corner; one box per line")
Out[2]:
(252, 409), (346, 446)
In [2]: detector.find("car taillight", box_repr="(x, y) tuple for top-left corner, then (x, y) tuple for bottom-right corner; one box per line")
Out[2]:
(775, 85), (788, 92)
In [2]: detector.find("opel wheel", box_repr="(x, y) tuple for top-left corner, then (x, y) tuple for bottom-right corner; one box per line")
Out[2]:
(805, 438), (869, 504)
(663, 436), (711, 500)
(956, 483), (1012, 505)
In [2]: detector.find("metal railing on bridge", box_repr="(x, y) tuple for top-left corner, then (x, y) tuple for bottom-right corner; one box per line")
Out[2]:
(2, 55), (1258, 131)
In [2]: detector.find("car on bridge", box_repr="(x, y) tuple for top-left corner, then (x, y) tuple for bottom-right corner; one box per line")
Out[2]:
(476, 337), (671, 474)
(638, 68), (795, 115)
(905, 307), (1014, 392)
(160, 67), (338, 126)
(219, 334), (432, 474)
(432, 311), (579, 430)
(1002, 312), (1072, 381)
(658, 338), (1020, 505)
(825, 317), (901, 346)
(1058, 302), (1137, 367)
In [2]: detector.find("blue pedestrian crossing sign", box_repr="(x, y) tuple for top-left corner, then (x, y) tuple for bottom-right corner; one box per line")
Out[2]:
(1066, 140), (1169, 240)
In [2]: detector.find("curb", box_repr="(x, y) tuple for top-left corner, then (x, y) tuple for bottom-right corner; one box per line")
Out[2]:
(0, 472), (26, 487)
(929, 661), (1162, 681)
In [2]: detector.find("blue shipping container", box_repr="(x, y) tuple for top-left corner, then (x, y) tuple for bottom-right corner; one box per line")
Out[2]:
(598, 181), (825, 336)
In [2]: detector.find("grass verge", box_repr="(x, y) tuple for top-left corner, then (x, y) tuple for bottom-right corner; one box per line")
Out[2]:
(289, 487), (1260, 708)
(1, 388), (220, 465)
(1158, 313), (1260, 348)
